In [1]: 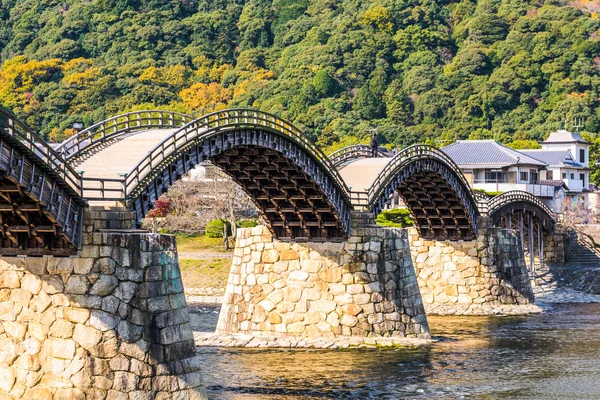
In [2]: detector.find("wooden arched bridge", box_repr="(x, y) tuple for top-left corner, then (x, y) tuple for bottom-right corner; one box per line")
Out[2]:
(0, 107), (558, 254)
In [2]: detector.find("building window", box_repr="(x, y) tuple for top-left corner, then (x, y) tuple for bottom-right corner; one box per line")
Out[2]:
(562, 172), (567, 179)
(570, 173), (575, 180)
(520, 171), (528, 182)
(580, 173), (585, 186)
(529, 170), (538, 184)
(485, 171), (506, 182)
(546, 170), (553, 180)
(580, 149), (585, 163)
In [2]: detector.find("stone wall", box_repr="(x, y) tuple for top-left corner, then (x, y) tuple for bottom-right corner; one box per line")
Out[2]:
(216, 222), (430, 340)
(0, 208), (206, 399)
(409, 227), (534, 315)
(544, 232), (566, 264)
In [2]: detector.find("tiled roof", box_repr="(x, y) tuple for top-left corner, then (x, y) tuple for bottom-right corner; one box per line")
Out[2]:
(441, 140), (547, 167)
(520, 150), (584, 168)
(540, 180), (568, 189)
(542, 130), (591, 144)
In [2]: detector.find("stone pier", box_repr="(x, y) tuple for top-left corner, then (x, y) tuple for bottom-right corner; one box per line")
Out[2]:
(0, 208), (206, 399)
(216, 213), (430, 340)
(409, 225), (535, 315)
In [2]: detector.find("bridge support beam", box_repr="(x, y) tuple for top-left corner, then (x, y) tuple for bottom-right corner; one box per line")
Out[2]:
(0, 208), (206, 399)
(217, 213), (430, 339)
(410, 218), (535, 315)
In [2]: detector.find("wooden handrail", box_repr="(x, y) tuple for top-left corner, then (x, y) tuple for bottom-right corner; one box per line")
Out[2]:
(54, 110), (191, 160)
(327, 145), (393, 168)
(360, 144), (477, 209)
(118, 109), (353, 202)
(0, 106), (84, 197)
(487, 190), (556, 221)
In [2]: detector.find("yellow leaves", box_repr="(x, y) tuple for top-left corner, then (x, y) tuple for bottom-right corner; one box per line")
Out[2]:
(62, 58), (101, 89)
(231, 69), (274, 103)
(139, 65), (192, 88)
(567, 91), (587, 99)
(209, 64), (234, 82)
(63, 67), (101, 88)
(179, 82), (232, 112)
(191, 56), (234, 82)
(233, 79), (250, 98)
(253, 69), (274, 81)
(49, 127), (77, 143)
(361, 6), (393, 34)
(62, 58), (94, 73)
(0, 56), (62, 108)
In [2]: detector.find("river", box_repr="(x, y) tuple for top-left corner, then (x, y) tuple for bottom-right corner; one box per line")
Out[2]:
(194, 303), (600, 399)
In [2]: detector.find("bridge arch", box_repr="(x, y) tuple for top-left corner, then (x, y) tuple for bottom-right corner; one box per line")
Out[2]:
(485, 190), (556, 270)
(328, 145), (392, 168)
(0, 107), (85, 254)
(486, 191), (555, 232)
(80, 109), (353, 240)
(365, 145), (479, 241)
(55, 110), (191, 161)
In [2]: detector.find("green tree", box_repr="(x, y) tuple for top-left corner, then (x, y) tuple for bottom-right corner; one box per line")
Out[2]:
(312, 69), (339, 98)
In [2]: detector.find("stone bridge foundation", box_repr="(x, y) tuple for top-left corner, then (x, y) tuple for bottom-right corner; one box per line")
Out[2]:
(216, 213), (430, 340)
(0, 208), (206, 399)
(409, 222), (536, 315)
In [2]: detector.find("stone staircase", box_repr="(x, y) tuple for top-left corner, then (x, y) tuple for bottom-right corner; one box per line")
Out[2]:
(566, 232), (600, 264)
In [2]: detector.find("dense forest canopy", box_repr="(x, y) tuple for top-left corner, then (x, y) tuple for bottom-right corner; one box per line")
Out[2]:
(1, 0), (600, 161)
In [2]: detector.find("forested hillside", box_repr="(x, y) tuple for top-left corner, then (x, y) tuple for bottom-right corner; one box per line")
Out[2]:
(1, 0), (599, 153)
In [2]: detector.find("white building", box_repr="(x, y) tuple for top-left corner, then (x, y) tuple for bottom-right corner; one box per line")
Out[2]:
(441, 140), (556, 197)
(520, 130), (591, 193)
(440, 133), (594, 213)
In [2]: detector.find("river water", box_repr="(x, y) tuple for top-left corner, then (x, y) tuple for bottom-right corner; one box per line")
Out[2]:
(195, 303), (600, 399)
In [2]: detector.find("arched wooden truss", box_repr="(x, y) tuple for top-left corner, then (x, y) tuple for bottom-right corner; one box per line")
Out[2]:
(54, 110), (191, 161)
(80, 109), (353, 240)
(358, 145), (479, 241)
(328, 145), (393, 168)
(487, 191), (555, 232)
(0, 107), (86, 255)
(486, 190), (556, 271)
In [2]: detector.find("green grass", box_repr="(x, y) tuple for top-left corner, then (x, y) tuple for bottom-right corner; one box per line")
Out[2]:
(179, 258), (231, 289)
(174, 234), (229, 253)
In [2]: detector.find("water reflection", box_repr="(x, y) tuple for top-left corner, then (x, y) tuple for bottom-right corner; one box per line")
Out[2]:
(197, 303), (600, 399)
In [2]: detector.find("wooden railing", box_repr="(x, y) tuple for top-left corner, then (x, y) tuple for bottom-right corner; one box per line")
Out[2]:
(355, 144), (476, 210)
(79, 109), (352, 203)
(487, 190), (556, 220)
(473, 191), (490, 214)
(0, 107), (83, 196)
(328, 145), (392, 168)
(54, 110), (191, 160)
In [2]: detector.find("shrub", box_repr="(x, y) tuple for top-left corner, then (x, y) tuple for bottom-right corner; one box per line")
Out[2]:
(376, 208), (414, 228)
(205, 219), (231, 238)
(237, 219), (258, 228)
(485, 191), (503, 197)
(146, 198), (172, 218)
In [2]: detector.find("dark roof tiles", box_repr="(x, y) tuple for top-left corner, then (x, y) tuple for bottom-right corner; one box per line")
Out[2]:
(441, 140), (547, 167)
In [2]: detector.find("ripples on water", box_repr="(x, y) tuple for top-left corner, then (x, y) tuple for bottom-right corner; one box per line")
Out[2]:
(197, 303), (600, 399)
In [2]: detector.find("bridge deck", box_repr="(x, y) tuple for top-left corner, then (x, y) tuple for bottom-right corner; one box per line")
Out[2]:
(338, 158), (393, 192)
(74, 128), (177, 179)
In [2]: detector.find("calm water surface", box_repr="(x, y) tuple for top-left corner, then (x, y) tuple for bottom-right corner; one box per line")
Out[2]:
(196, 303), (600, 399)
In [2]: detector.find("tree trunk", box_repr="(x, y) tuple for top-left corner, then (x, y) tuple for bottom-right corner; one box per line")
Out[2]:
(223, 222), (230, 250)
